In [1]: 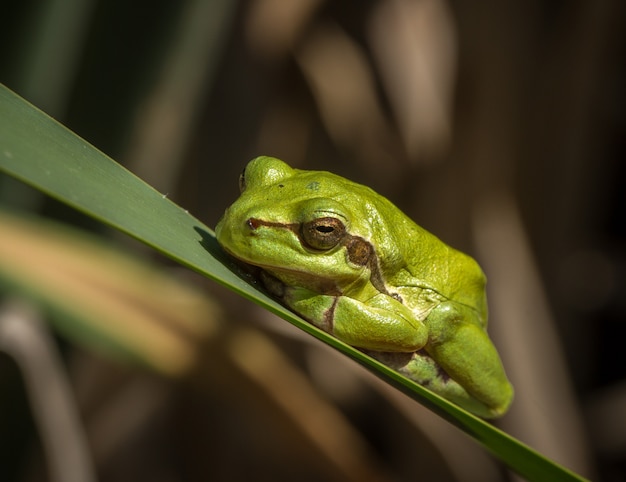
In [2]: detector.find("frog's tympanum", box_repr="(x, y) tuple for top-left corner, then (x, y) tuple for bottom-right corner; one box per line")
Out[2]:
(216, 157), (513, 418)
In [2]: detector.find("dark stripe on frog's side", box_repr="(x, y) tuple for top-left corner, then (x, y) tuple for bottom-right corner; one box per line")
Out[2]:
(247, 218), (402, 302)
(343, 235), (403, 302)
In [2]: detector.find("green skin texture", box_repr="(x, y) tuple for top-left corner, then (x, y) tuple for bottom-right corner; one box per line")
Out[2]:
(215, 157), (513, 418)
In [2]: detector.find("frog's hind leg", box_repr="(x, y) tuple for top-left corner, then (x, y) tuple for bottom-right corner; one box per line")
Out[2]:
(370, 350), (502, 419)
(424, 301), (513, 417)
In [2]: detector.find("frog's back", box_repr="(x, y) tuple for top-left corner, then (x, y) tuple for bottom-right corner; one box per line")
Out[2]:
(371, 196), (487, 321)
(403, 220), (487, 321)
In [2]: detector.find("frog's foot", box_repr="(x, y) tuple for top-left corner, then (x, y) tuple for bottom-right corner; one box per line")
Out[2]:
(368, 350), (506, 418)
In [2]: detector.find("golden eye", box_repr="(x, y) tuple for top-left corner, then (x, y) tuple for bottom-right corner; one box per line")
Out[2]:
(238, 168), (247, 192)
(300, 217), (346, 250)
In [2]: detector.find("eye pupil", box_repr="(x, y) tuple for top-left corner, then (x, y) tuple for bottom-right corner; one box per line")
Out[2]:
(317, 226), (334, 233)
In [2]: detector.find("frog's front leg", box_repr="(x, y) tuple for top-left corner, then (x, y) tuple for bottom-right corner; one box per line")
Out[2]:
(425, 301), (513, 416)
(283, 286), (429, 352)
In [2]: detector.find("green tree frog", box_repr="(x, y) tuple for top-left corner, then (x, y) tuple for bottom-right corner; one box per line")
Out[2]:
(215, 156), (513, 418)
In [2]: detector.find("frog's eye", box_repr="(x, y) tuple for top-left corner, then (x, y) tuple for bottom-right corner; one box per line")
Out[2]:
(301, 217), (346, 250)
(238, 168), (247, 192)
(240, 157), (294, 193)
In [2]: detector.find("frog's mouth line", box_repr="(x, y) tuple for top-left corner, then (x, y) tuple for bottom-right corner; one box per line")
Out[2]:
(219, 242), (344, 297)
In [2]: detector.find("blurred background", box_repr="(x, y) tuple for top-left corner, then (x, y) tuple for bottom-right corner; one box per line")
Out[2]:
(1, 0), (625, 481)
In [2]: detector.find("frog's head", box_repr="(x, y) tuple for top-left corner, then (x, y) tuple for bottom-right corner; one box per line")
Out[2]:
(215, 157), (402, 292)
